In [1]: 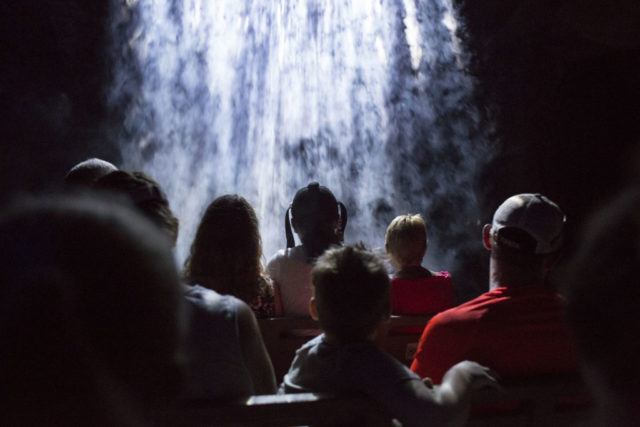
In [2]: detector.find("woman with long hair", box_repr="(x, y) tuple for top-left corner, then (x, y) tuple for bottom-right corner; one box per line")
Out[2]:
(184, 194), (281, 318)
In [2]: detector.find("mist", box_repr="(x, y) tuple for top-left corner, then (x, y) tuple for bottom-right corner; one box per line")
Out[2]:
(109, 0), (492, 278)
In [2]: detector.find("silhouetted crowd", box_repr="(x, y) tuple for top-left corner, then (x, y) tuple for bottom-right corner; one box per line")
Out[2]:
(1, 158), (638, 426)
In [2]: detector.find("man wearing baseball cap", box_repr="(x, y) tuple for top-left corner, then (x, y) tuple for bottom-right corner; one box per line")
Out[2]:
(410, 194), (578, 383)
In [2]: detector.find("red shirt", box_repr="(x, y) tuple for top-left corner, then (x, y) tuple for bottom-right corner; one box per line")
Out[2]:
(410, 285), (578, 383)
(391, 271), (455, 315)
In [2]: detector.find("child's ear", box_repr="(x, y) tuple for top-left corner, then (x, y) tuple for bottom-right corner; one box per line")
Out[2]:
(309, 297), (319, 320)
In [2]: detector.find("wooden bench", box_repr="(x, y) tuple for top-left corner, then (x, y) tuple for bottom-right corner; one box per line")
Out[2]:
(467, 374), (594, 427)
(164, 374), (593, 426)
(163, 392), (393, 426)
(258, 315), (432, 382)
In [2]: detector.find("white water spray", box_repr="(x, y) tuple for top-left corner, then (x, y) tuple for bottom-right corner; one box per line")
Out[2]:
(110, 0), (491, 276)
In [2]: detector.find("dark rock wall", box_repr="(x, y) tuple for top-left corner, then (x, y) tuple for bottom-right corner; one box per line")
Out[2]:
(453, 0), (640, 294)
(0, 0), (117, 201)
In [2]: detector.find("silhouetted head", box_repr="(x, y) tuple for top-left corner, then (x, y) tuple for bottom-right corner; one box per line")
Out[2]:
(310, 245), (390, 343)
(0, 194), (183, 426)
(482, 193), (565, 287)
(385, 214), (427, 269)
(564, 189), (640, 425)
(64, 158), (118, 188)
(183, 194), (269, 303)
(95, 170), (179, 246)
(285, 182), (348, 262)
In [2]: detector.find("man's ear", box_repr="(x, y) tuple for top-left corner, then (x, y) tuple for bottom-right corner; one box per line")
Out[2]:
(309, 297), (319, 320)
(483, 224), (493, 250)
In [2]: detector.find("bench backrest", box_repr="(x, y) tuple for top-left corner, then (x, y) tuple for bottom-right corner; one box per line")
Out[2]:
(258, 317), (321, 382)
(467, 374), (594, 427)
(165, 375), (593, 426)
(165, 392), (393, 426)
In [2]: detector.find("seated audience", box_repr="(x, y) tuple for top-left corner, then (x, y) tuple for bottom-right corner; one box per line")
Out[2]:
(183, 194), (281, 318)
(268, 182), (348, 317)
(64, 157), (118, 188)
(0, 195), (183, 426)
(281, 245), (498, 427)
(385, 214), (455, 316)
(564, 189), (640, 426)
(96, 173), (277, 398)
(411, 193), (577, 383)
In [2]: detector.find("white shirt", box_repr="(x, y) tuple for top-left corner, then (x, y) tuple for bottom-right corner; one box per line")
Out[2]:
(267, 245), (313, 317)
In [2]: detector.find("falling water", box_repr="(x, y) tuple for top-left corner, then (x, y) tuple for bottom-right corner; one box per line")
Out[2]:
(109, 0), (492, 278)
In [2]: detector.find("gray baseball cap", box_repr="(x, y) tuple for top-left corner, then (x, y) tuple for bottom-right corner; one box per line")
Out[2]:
(491, 193), (566, 255)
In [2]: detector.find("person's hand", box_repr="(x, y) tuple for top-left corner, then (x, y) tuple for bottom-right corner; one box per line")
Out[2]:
(422, 377), (434, 389)
(443, 361), (501, 392)
(436, 362), (501, 427)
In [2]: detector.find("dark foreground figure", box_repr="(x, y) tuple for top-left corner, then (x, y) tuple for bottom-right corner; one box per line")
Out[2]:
(0, 195), (184, 426)
(565, 189), (640, 427)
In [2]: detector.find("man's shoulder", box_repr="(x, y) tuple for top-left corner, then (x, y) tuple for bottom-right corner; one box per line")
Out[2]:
(487, 285), (567, 309)
(427, 290), (501, 326)
(184, 284), (220, 303)
(184, 285), (243, 316)
(427, 306), (469, 329)
(431, 286), (565, 328)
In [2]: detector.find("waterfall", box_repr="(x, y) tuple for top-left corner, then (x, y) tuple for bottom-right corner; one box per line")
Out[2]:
(109, 0), (491, 276)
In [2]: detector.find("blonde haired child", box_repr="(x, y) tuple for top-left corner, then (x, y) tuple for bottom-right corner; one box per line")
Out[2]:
(385, 214), (455, 316)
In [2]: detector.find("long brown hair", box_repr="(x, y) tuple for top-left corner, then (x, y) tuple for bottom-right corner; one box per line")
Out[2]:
(183, 194), (271, 303)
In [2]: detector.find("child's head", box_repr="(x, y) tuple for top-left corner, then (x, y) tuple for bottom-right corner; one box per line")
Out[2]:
(310, 245), (390, 342)
(385, 214), (427, 268)
(285, 182), (348, 261)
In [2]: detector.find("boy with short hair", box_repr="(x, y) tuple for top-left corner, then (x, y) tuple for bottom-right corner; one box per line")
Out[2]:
(385, 214), (455, 315)
(282, 245), (497, 427)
